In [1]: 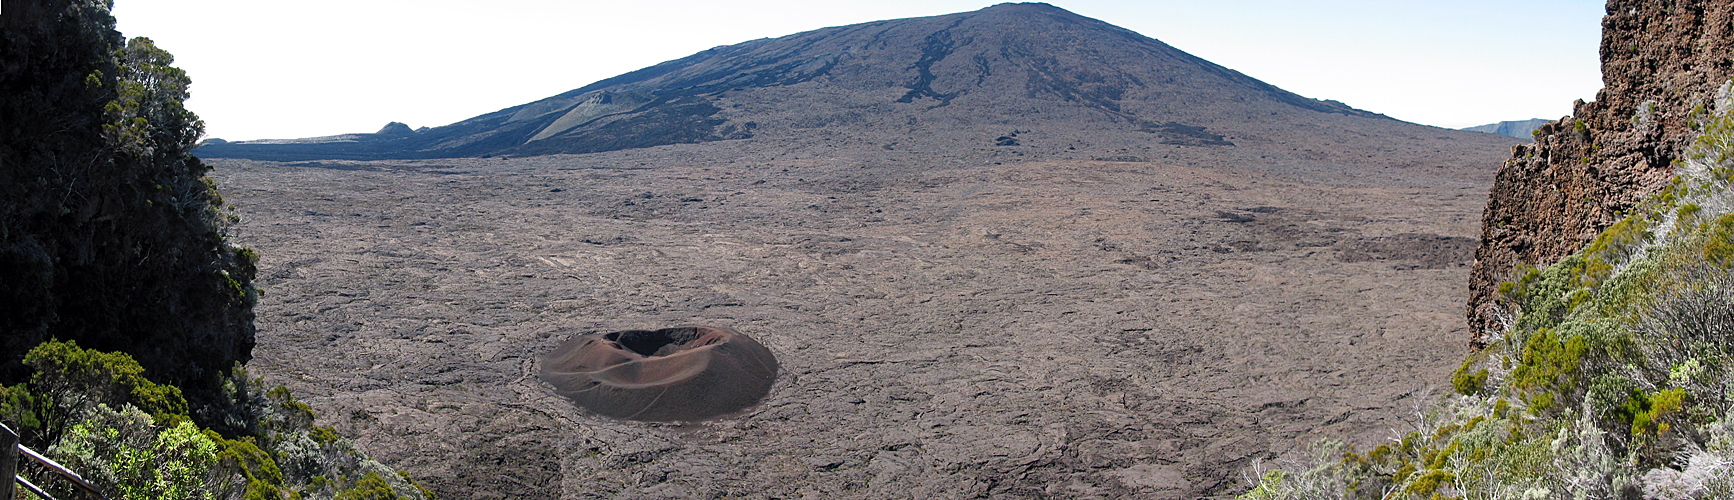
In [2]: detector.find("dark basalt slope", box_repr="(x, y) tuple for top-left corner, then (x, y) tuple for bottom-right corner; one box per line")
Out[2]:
(196, 2), (1386, 161)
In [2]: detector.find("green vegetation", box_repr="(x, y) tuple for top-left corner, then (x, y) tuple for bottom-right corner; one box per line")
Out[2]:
(51, 405), (218, 500)
(336, 472), (407, 500)
(23, 339), (188, 433)
(1242, 83), (1734, 499)
(5, 341), (434, 499)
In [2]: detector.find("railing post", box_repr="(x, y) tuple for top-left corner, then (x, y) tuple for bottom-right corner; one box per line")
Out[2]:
(2, 421), (17, 500)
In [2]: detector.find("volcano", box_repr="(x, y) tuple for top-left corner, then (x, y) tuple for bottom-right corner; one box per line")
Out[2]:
(198, 2), (1405, 162)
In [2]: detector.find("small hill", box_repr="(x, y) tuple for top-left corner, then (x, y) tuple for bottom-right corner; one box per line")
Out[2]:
(1459, 118), (1551, 139)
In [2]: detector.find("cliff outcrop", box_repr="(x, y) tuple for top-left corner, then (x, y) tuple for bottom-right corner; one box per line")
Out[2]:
(1468, 0), (1734, 342)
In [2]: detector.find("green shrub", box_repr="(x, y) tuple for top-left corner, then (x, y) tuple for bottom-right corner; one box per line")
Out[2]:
(23, 339), (188, 435)
(211, 431), (285, 487)
(1509, 327), (1588, 414)
(1701, 213), (1734, 266)
(0, 383), (48, 437)
(1628, 388), (1686, 437)
(1452, 357), (1489, 396)
(47, 404), (218, 500)
(312, 425), (343, 445)
(337, 472), (405, 500)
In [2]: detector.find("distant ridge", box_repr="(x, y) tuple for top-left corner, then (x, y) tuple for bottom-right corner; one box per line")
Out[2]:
(195, 2), (1394, 161)
(1460, 118), (1550, 139)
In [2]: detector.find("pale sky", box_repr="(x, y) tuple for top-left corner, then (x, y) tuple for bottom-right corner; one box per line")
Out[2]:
(111, 1), (1606, 142)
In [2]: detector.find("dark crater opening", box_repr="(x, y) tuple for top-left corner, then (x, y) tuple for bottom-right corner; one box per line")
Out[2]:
(606, 327), (704, 357)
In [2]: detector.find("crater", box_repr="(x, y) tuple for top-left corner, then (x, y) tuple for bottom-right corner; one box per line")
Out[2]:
(539, 325), (779, 422)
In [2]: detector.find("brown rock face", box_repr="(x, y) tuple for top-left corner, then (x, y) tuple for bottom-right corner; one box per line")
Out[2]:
(1468, 0), (1734, 343)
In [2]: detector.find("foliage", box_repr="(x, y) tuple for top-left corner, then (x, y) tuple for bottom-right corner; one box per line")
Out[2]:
(2, 3), (431, 499)
(1452, 357), (1489, 397)
(0, 382), (49, 438)
(336, 472), (404, 500)
(10, 344), (435, 500)
(46, 404), (218, 500)
(23, 339), (188, 436)
(1236, 441), (1352, 500)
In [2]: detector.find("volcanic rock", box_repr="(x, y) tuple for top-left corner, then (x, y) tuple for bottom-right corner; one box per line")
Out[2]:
(1468, 0), (1734, 343)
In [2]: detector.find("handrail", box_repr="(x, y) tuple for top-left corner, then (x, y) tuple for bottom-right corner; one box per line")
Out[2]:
(17, 443), (113, 500)
(16, 473), (60, 500)
(3, 421), (112, 500)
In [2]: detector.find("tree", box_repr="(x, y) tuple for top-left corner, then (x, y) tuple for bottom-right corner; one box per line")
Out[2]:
(0, 0), (256, 430)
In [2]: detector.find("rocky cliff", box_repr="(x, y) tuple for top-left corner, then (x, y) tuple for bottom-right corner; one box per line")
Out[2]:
(1468, 0), (1734, 343)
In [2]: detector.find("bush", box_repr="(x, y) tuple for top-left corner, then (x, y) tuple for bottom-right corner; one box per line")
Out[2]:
(46, 404), (219, 500)
(22, 339), (188, 440)
(1452, 357), (1489, 396)
(13, 344), (435, 500)
(337, 472), (405, 500)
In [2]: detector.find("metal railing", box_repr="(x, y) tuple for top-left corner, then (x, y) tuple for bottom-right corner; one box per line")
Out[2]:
(3, 421), (113, 500)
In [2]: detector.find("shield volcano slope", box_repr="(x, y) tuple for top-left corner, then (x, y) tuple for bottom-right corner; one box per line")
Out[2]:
(196, 2), (1512, 165)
